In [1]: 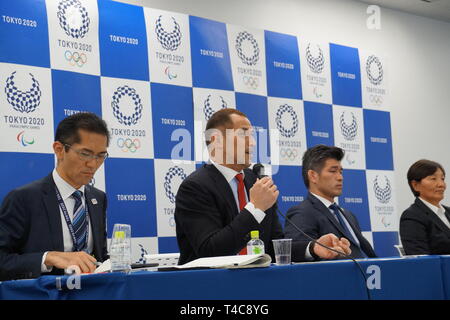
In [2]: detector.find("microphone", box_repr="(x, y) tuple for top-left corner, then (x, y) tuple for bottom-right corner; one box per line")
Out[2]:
(252, 163), (372, 299)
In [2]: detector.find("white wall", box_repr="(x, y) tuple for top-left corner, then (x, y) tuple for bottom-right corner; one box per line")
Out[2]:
(115, 0), (450, 216)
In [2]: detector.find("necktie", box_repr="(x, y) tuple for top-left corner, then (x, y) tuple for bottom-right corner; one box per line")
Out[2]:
(329, 203), (367, 258)
(235, 173), (248, 255)
(72, 190), (88, 252)
(235, 173), (247, 211)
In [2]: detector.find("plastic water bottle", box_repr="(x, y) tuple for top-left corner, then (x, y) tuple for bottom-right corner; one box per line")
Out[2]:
(110, 229), (132, 272)
(110, 242), (131, 272)
(247, 230), (265, 255)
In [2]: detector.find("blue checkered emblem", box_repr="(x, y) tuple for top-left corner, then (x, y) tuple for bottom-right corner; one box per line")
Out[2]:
(276, 104), (299, 138)
(203, 95), (228, 121)
(155, 15), (182, 51)
(340, 112), (358, 141)
(305, 43), (325, 74)
(111, 86), (143, 126)
(57, 0), (90, 39)
(235, 31), (260, 66)
(373, 175), (392, 204)
(5, 72), (41, 114)
(164, 166), (187, 204)
(366, 55), (384, 86)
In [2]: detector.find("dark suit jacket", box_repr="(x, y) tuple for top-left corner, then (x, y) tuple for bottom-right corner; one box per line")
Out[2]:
(285, 193), (377, 259)
(174, 164), (309, 265)
(0, 173), (108, 281)
(400, 198), (450, 255)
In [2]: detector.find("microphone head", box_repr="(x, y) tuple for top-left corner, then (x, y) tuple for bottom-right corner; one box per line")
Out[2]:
(252, 163), (265, 178)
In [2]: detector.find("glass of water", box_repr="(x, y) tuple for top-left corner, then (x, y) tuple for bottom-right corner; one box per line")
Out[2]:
(272, 239), (292, 265)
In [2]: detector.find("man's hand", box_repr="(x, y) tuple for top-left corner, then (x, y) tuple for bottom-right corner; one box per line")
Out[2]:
(249, 176), (279, 211)
(45, 251), (98, 274)
(313, 233), (351, 260)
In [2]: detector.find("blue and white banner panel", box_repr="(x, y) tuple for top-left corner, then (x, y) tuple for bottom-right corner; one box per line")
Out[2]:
(0, 0), (399, 259)
(145, 8), (192, 87)
(0, 63), (54, 153)
(299, 39), (332, 105)
(46, 0), (100, 75)
(227, 25), (267, 96)
(360, 51), (389, 111)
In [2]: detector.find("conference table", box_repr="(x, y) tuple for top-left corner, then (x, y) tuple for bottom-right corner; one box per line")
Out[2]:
(1, 255), (450, 300)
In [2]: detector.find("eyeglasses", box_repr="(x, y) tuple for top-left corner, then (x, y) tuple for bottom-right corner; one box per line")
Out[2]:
(63, 143), (108, 162)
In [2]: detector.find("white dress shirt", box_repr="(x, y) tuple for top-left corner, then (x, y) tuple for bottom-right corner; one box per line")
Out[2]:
(211, 161), (266, 224)
(41, 169), (94, 272)
(419, 197), (450, 229)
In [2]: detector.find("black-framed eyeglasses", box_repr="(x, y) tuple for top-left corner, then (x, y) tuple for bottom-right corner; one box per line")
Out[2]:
(63, 143), (108, 162)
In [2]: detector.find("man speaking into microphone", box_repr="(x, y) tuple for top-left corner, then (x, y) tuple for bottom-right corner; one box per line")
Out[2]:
(175, 109), (350, 264)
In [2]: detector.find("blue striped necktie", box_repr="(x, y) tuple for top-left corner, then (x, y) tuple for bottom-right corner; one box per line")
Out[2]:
(329, 203), (367, 258)
(72, 190), (87, 252)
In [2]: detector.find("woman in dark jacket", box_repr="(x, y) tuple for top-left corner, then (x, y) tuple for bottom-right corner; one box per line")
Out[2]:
(400, 159), (449, 255)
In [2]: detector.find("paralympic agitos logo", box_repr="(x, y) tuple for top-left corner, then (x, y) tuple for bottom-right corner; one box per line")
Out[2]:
(17, 131), (35, 146)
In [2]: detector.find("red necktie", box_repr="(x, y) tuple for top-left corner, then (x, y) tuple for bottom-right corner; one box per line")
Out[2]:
(235, 173), (248, 255)
(235, 173), (247, 211)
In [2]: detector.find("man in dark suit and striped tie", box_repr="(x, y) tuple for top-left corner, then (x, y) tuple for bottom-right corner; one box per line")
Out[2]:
(0, 113), (109, 280)
(285, 145), (377, 260)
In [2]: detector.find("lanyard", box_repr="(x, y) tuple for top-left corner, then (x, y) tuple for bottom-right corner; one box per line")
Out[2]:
(55, 187), (90, 252)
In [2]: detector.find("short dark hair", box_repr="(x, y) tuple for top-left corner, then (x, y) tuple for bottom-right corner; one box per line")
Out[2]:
(204, 108), (247, 146)
(55, 112), (110, 147)
(302, 145), (344, 188)
(407, 159), (446, 197)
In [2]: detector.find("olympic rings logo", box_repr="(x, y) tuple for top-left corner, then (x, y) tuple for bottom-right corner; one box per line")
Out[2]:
(65, 50), (87, 67)
(117, 138), (141, 153)
(369, 94), (383, 105)
(280, 148), (299, 161)
(243, 76), (259, 89)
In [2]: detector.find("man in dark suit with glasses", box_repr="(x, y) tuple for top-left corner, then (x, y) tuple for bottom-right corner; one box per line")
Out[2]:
(0, 112), (110, 280)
